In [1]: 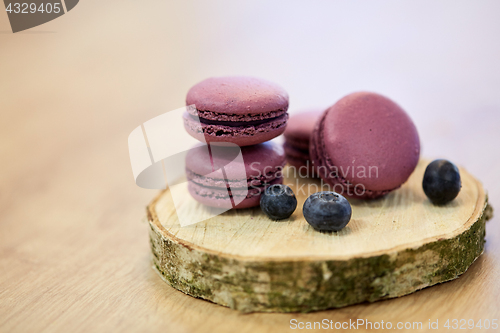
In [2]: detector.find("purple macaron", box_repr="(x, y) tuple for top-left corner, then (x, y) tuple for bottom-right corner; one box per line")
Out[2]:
(310, 92), (420, 199)
(186, 142), (286, 209)
(283, 109), (323, 175)
(183, 76), (289, 146)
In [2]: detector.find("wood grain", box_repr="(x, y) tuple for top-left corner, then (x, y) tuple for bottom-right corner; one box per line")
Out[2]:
(148, 161), (490, 312)
(1, 1), (500, 332)
(153, 162), (482, 260)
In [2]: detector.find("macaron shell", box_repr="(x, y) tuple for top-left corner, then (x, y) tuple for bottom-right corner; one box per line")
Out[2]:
(185, 142), (286, 180)
(183, 111), (288, 147)
(284, 136), (311, 151)
(188, 177), (282, 209)
(311, 92), (420, 198)
(186, 168), (280, 189)
(283, 109), (323, 175)
(188, 181), (233, 209)
(234, 177), (283, 209)
(310, 123), (382, 199)
(185, 142), (286, 209)
(308, 110), (325, 180)
(284, 142), (309, 161)
(285, 156), (315, 177)
(283, 109), (324, 142)
(284, 142), (316, 176)
(186, 76), (289, 115)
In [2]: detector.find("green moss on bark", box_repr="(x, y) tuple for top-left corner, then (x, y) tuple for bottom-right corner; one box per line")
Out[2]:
(149, 202), (491, 313)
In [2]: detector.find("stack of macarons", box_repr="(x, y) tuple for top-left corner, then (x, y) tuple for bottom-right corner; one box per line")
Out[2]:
(183, 76), (289, 209)
(185, 143), (286, 209)
(183, 76), (421, 208)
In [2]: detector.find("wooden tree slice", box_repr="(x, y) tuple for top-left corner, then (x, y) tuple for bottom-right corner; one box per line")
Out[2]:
(147, 160), (492, 313)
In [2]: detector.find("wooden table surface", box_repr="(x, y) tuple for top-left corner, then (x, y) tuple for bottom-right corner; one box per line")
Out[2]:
(1, 1), (499, 332)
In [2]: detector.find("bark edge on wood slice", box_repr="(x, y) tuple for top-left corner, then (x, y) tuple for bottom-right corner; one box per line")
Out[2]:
(147, 160), (492, 313)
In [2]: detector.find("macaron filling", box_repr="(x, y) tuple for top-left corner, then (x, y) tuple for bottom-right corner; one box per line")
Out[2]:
(184, 77), (289, 146)
(186, 107), (287, 122)
(189, 177), (282, 200)
(188, 176), (283, 208)
(185, 141), (286, 208)
(186, 166), (283, 189)
(189, 113), (286, 127)
(183, 112), (289, 138)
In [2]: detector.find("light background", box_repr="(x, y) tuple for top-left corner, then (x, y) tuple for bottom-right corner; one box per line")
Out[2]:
(1, 1), (499, 332)
(2, 1), (500, 182)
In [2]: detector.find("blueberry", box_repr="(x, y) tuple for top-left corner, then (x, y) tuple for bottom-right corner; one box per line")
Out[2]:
(303, 191), (352, 232)
(260, 184), (297, 220)
(423, 159), (462, 205)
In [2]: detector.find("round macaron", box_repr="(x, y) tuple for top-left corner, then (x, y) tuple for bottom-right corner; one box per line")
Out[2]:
(186, 142), (286, 209)
(283, 108), (324, 175)
(183, 76), (289, 146)
(310, 92), (420, 199)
